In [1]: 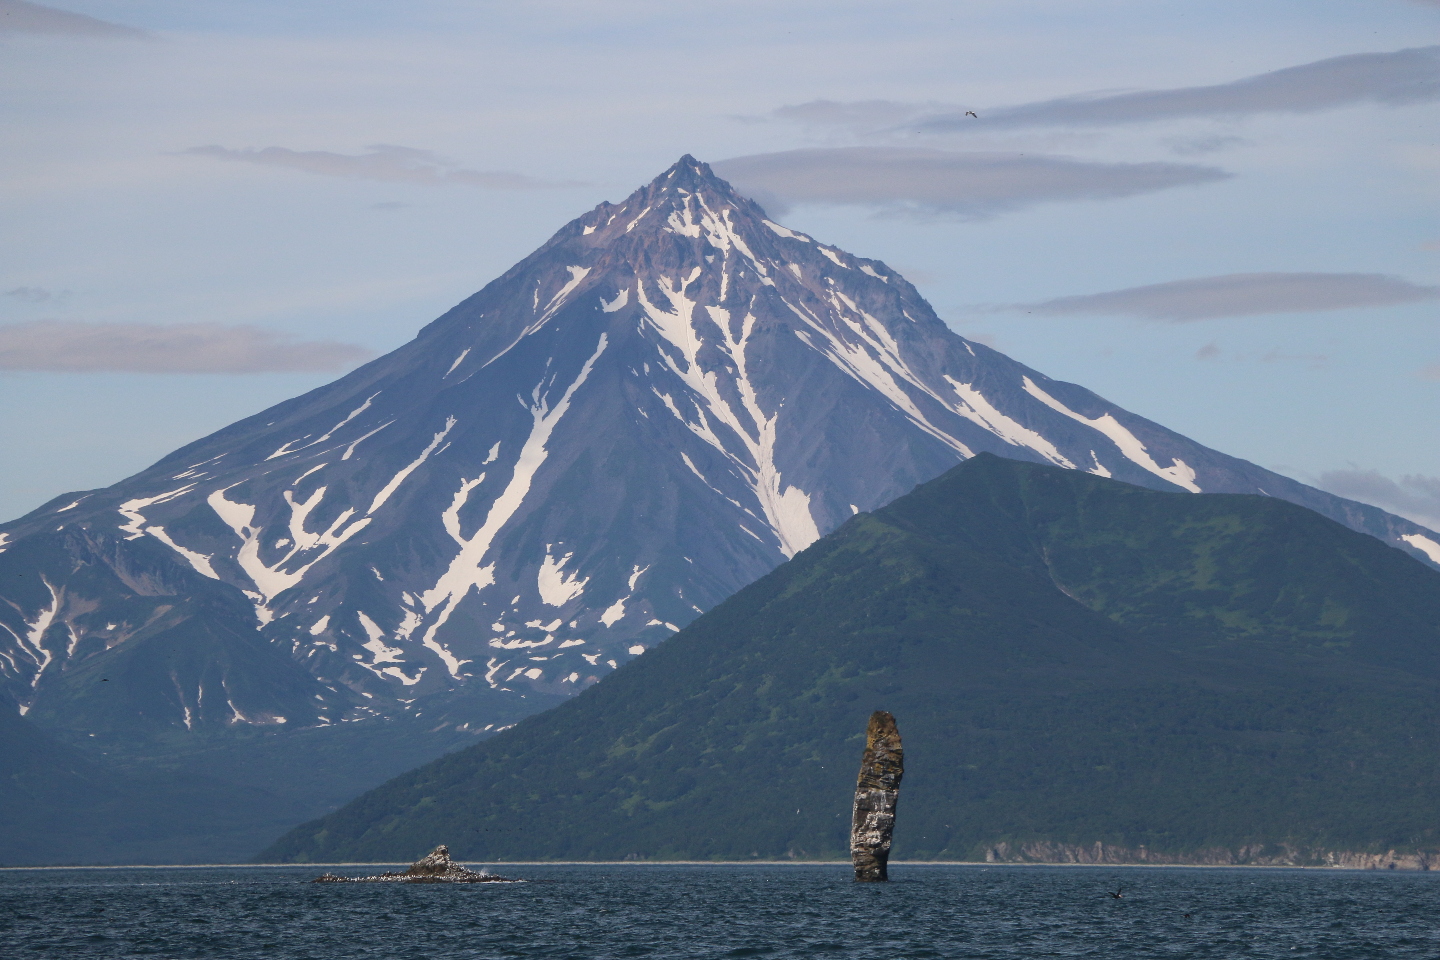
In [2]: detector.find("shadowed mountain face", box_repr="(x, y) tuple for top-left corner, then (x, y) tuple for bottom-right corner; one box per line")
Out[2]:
(261, 456), (1440, 864)
(1, 160), (1437, 863)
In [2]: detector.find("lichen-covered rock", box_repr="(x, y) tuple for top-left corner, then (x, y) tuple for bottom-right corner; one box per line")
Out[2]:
(851, 711), (903, 882)
(403, 844), (475, 878)
(312, 845), (518, 883)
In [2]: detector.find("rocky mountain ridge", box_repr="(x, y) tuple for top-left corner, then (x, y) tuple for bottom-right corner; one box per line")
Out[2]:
(2, 155), (1436, 744)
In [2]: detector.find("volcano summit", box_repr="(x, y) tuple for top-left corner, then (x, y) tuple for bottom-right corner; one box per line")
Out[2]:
(1, 158), (1435, 834)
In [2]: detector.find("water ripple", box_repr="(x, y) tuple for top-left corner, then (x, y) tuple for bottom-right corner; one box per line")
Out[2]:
(2, 864), (1437, 959)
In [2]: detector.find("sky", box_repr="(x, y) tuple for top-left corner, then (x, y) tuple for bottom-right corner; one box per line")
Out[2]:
(2, 0), (1437, 529)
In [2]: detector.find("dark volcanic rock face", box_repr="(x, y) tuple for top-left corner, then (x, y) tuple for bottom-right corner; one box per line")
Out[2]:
(0, 155), (1436, 741)
(851, 711), (903, 882)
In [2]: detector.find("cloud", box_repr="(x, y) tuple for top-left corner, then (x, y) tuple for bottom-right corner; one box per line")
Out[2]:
(1258, 348), (1328, 368)
(712, 147), (1228, 220)
(1316, 468), (1440, 531)
(1192, 341), (1327, 367)
(185, 144), (586, 189)
(773, 48), (1440, 135)
(915, 47), (1440, 132)
(1018, 272), (1440, 321)
(770, 99), (934, 127)
(1162, 135), (1250, 156)
(0, 0), (148, 38)
(5, 286), (55, 303)
(0, 320), (373, 373)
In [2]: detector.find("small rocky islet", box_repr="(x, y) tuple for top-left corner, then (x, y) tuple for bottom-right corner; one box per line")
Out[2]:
(312, 845), (520, 883)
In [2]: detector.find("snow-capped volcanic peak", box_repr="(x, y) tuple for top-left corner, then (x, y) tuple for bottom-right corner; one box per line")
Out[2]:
(1, 156), (1435, 735)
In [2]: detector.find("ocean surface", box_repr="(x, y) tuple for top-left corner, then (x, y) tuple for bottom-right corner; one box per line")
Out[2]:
(1, 863), (1436, 959)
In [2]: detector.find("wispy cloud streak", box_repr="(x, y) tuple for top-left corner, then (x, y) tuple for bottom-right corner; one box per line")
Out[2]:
(774, 48), (1440, 134)
(0, 320), (373, 373)
(1018, 273), (1440, 321)
(0, 0), (148, 38)
(921, 46), (1440, 130)
(5, 287), (56, 303)
(713, 147), (1228, 220)
(186, 145), (586, 190)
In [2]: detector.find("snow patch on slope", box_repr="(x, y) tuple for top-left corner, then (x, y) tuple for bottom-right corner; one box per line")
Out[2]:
(484, 266), (594, 368)
(208, 483), (372, 621)
(145, 526), (219, 579)
(601, 288), (630, 312)
(414, 334), (609, 677)
(763, 220), (809, 241)
(944, 377), (1074, 467)
(356, 612), (423, 685)
(369, 417), (456, 513)
(266, 393), (379, 461)
(342, 422), (391, 461)
(637, 263), (819, 557)
(1401, 534), (1440, 565)
(0, 578), (61, 701)
(445, 349), (470, 377)
(777, 282), (987, 463)
(118, 486), (195, 539)
(600, 597), (626, 627)
(538, 547), (589, 607)
(1023, 377), (1201, 493)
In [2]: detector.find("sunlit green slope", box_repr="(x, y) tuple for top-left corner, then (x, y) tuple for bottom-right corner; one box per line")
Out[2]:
(261, 454), (1440, 863)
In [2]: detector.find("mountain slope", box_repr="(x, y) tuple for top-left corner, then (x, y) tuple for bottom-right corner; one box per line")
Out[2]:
(2, 158), (1437, 862)
(2, 156), (1433, 741)
(0, 705), (317, 866)
(260, 455), (1440, 863)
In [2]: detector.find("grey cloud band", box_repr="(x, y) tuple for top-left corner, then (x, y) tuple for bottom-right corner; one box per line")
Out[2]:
(185, 145), (586, 190)
(775, 47), (1440, 134)
(712, 147), (1227, 220)
(0, 320), (373, 373)
(1016, 272), (1439, 321)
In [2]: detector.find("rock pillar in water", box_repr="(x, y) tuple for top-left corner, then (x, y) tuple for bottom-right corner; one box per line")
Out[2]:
(851, 710), (903, 882)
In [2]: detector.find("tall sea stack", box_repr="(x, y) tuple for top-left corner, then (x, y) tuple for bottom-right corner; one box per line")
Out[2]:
(851, 711), (903, 881)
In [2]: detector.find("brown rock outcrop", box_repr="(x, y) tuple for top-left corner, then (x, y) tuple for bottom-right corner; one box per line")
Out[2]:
(313, 845), (518, 883)
(851, 711), (903, 882)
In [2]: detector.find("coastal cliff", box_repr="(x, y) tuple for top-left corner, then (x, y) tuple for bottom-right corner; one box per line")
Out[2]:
(980, 841), (1438, 870)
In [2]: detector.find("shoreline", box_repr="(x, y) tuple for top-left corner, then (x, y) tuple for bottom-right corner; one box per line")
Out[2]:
(3, 860), (1433, 872)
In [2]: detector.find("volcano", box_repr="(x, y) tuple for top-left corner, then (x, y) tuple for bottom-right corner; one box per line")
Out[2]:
(0, 157), (1435, 861)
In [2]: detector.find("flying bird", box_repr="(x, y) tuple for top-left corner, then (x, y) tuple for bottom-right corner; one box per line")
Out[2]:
(965, 111), (978, 118)
(1108, 886), (1125, 899)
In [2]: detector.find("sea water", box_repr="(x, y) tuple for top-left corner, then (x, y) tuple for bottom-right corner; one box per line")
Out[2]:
(1, 863), (1436, 958)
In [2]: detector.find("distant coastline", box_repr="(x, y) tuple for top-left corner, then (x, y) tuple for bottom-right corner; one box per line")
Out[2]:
(6, 854), (1436, 872)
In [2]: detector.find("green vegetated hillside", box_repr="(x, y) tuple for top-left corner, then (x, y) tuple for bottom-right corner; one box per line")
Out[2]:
(260, 454), (1440, 864)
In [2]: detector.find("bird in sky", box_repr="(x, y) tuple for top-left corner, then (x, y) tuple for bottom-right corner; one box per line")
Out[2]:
(965, 111), (978, 118)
